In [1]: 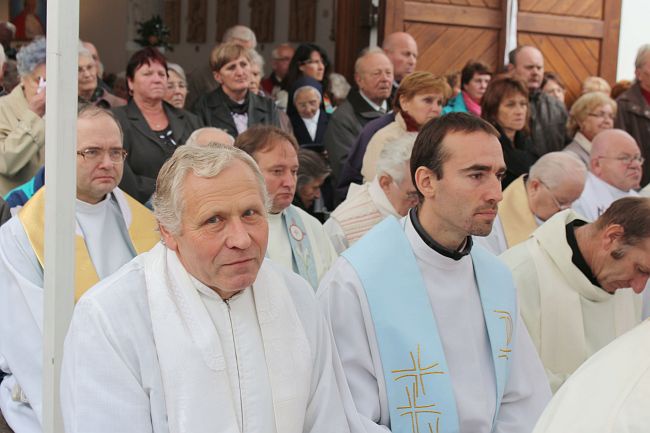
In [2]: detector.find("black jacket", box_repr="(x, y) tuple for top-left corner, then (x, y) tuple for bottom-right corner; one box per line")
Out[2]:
(495, 124), (537, 189)
(289, 110), (329, 150)
(113, 99), (202, 203)
(192, 87), (281, 138)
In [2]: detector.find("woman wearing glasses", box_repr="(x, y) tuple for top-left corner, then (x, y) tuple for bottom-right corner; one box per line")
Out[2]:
(564, 92), (616, 167)
(279, 43), (334, 116)
(481, 76), (537, 188)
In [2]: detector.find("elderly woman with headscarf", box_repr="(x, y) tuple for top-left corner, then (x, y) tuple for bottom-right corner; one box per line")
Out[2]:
(112, 47), (202, 203)
(288, 77), (329, 150)
(193, 42), (280, 138)
(0, 37), (46, 195)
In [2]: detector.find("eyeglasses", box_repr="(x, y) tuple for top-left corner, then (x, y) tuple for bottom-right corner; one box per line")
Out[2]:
(392, 180), (419, 204)
(77, 147), (127, 163)
(587, 111), (615, 120)
(597, 155), (645, 165)
(539, 180), (572, 211)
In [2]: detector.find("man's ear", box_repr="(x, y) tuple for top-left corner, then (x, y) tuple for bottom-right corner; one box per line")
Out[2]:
(414, 166), (437, 200)
(601, 223), (625, 250)
(159, 223), (179, 251)
(378, 174), (392, 193)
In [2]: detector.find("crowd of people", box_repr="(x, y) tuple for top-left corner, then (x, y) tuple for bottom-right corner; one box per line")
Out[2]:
(0, 20), (650, 433)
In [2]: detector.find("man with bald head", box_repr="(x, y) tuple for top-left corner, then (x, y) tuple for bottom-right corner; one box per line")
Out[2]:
(382, 32), (418, 92)
(261, 43), (295, 98)
(572, 129), (642, 221)
(508, 45), (568, 157)
(323, 48), (394, 181)
(480, 152), (587, 255)
(185, 127), (235, 147)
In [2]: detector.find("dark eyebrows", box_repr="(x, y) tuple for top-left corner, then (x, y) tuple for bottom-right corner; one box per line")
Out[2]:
(460, 164), (507, 174)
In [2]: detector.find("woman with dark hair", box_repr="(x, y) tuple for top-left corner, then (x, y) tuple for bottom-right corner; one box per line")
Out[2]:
(443, 61), (491, 116)
(481, 76), (537, 188)
(112, 47), (202, 203)
(193, 42), (281, 138)
(279, 43), (334, 116)
(294, 148), (332, 222)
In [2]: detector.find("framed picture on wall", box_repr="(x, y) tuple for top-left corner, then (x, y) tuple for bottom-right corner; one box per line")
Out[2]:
(10, 0), (47, 41)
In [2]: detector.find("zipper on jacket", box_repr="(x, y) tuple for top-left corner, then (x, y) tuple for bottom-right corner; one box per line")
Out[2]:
(224, 298), (245, 431)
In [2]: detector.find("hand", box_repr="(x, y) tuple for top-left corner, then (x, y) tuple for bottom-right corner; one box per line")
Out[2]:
(27, 88), (46, 117)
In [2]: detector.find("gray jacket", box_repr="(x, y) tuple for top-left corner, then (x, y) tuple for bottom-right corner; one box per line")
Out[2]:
(615, 82), (650, 187)
(323, 89), (386, 181)
(528, 91), (568, 157)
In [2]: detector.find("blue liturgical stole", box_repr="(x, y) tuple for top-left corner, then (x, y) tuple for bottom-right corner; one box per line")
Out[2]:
(281, 206), (319, 289)
(342, 216), (516, 433)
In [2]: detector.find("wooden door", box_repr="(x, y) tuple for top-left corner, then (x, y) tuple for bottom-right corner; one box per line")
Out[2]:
(517, 0), (621, 106)
(381, 0), (508, 80)
(381, 0), (622, 107)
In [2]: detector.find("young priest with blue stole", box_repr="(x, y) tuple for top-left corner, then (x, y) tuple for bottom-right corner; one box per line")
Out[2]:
(318, 112), (551, 433)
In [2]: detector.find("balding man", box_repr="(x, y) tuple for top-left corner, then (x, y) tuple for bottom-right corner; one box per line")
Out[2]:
(572, 129), (642, 221)
(261, 43), (295, 98)
(615, 44), (650, 187)
(480, 152), (587, 255)
(0, 105), (159, 433)
(323, 48), (394, 181)
(382, 31), (417, 94)
(185, 126), (235, 147)
(501, 197), (646, 393)
(508, 46), (568, 157)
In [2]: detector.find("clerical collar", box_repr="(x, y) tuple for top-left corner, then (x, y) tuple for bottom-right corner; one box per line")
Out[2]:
(409, 208), (472, 261)
(565, 220), (603, 289)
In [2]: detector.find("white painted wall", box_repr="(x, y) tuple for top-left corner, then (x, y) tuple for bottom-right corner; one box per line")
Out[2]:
(616, 0), (650, 81)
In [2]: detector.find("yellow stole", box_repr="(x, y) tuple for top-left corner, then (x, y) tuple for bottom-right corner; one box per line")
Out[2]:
(18, 188), (160, 301)
(498, 175), (538, 248)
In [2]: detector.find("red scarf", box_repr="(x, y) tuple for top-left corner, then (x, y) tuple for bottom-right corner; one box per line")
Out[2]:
(641, 86), (650, 106)
(400, 110), (421, 132)
(462, 91), (482, 116)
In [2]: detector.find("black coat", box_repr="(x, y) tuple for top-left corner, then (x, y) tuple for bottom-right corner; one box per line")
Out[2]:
(289, 110), (329, 150)
(113, 99), (202, 203)
(192, 88), (281, 138)
(495, 124), (537, 189)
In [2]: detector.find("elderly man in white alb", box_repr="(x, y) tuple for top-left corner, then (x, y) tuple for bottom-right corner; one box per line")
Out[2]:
(501, 197), (648, 393)
(319, 113), (551, 433)
(60, 144), (359, 433)
(0, 105), (159, 433)
(235, 125), (337, 288)
(480, 152), (587, 255)
(572, 129), (642, 221)
(324, 135), (418, 253)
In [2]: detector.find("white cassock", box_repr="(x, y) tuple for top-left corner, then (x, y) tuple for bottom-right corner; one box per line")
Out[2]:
(572, 172), (638, 221)
(500, 210), (641, 393)
(0, 192), (138, 433)
(324, 178), (400, 254)
(60, 243), (359, 433)
(533, 319), (650, 433)
(267, 204), (338, 285)
(477, 214), (544, 256)
(318, 215), (551, 433)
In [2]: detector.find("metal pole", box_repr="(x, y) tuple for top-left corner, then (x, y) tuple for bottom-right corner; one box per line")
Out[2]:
(42, 0), (79, 431)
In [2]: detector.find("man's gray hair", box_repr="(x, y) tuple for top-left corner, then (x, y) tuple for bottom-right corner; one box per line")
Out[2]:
(78, 43), (93, 59)
(271, 43), (292, 60)
(528, 151), (586, 190)
(185, 127), (235, 147)
(248, 49), (264, 69)
(293, 85), (322, 103)
(223, 25), (257, 49)
(355, 46), (386, 74)
(152, 144), (269, 235)
(375, 135), (415, 184)
(17, 37), (46, 77)
(635, 44), (650, 69)
(328, 72), (351, 101)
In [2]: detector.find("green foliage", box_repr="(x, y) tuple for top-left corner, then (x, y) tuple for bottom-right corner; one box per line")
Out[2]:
(134, 15), (173, 51)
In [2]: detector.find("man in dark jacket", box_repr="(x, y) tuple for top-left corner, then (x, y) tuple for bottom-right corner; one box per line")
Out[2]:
(615, 44), (650, 187)
(508, 46), (568, 157)
(323, 48), (393, 183)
